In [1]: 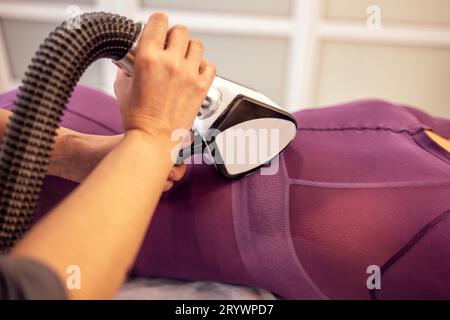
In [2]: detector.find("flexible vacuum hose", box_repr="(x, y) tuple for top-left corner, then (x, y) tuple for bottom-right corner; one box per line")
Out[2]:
(0, 12), (142, 252)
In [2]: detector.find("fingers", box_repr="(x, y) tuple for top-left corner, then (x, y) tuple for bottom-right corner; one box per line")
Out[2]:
(163, 164), (187, 192)
(199, 60), (217, 86)
(186, 39), (205, 70)
(169, 164), (187, 182)
(116, 68), (131, 79)
(114, 69), (132, 98)
(163, 180), (174, 192)
(139, 12), (208, 76)
(139, 12), (169, 51)
(166, 25), (190, 56)
(115, 69), (132, 88)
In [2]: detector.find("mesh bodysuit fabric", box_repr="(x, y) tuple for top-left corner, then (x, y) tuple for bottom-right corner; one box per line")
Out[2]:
(1, 86), (449, 299)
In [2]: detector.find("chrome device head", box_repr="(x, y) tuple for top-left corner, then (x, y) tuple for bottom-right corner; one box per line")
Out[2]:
(113, 24), (297, 178)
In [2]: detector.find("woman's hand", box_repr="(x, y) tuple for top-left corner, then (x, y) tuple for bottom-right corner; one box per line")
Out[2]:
(114, 12), (216, 145)
(114, 12), (214, 187)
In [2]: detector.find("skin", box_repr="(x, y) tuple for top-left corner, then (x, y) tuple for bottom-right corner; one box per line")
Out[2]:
(7, 12), (216, 299)
(0, 108), (186, 190)
(426, 130), (450, 152)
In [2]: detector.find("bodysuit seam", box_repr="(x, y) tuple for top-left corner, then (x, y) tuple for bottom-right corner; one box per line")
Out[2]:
(369, 208), (450, 300)
(296, 127), (423, 136)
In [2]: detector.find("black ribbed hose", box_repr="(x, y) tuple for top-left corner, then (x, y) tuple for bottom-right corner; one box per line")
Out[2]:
(0, 12), (142, 252)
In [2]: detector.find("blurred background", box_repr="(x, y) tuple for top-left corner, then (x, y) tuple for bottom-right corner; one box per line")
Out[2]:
(0, 0), (449, 117)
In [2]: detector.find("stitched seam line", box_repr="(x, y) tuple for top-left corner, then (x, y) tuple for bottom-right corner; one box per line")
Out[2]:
(288, 179), (450, 189)
(369, 209), (450, 300)
(296, 126), (423, 135)
(2, 103), (119, 134)
(65, 108), (119, 134)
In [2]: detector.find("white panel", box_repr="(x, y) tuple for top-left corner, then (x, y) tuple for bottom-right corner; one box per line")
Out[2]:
(316, 42), (450, 118)
(11, 0), (95, 3)
(325, 0), (450, 25)
(0, 18), (106, 89)
(142, 0), (293, 16)
(194, 33), (288, 105)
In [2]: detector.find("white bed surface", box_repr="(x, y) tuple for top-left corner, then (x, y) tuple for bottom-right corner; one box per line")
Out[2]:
(116, 278), (278, 300)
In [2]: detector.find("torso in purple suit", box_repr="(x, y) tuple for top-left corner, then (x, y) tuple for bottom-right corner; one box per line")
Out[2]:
(1, 86), (449, 299)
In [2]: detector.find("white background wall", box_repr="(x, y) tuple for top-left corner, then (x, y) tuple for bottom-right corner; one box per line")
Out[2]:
(0, 0), (449, 117)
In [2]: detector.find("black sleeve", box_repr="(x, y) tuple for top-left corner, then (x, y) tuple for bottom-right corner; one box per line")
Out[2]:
(0, 256), (67, 300)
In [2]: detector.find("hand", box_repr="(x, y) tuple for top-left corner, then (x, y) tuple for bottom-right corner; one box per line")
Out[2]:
(48, 131), (122, 184)
(114, 12), (216, 147)
(50, 131), (186, 191)
(164, 164), (187, 192)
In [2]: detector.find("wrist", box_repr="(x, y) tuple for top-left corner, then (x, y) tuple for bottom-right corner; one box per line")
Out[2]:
(52, 132), (126, 182)
(49, 131), (84, 180)
(124, 129), (180, 165)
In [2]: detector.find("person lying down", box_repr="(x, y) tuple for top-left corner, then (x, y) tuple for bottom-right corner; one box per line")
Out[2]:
(1, 85), (449, 300)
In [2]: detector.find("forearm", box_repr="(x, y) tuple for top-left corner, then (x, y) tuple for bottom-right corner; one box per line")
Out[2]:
(50, 128), (123, 182)
(11, 130), (175, 299)
(0, 108), (9, 137)
(1, 108), (109, 182)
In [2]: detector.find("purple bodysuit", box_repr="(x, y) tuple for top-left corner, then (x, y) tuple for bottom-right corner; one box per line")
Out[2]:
(1, 86), (449, 299)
